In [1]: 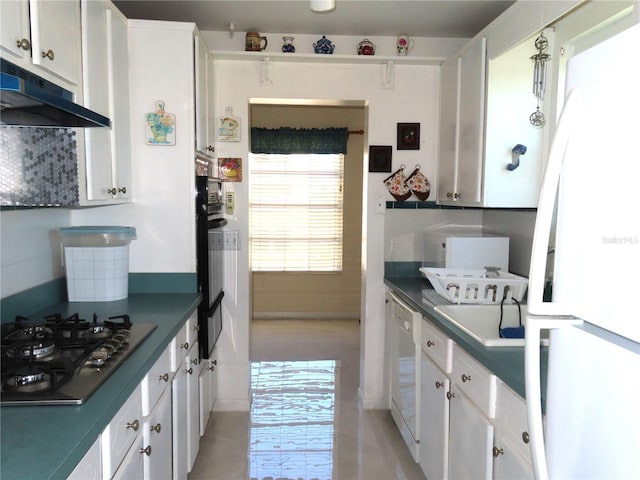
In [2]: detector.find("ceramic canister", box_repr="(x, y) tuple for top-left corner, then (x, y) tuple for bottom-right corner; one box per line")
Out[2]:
(246, 32), (268, 51)
(396, 35), (414, 56)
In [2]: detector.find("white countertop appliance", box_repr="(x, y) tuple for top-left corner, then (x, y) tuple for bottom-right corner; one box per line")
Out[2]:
(424, 225), (509, 271)
(525, 24), (640, 480)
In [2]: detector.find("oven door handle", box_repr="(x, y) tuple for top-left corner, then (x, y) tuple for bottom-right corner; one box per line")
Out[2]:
(208, 218), (228, 229)
(208, 291), (224, 317)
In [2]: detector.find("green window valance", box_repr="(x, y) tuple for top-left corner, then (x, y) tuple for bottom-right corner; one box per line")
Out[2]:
(250, 127), (348, 154)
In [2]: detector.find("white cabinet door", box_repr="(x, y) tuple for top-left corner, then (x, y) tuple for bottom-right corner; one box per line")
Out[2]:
(29, 0), (81, 85)
(199, 347), (218, 436)
(67, 437), (101, 480)
(493, 441), (534, 480)
(456, 36), (486, 205)
(111, 435), (144, 480)
(436, 55), (460, 203)
(172, 359), (188, 480)
(186, 342), (200, 472)
(419, 352), (450, 480)
(143, 389), (173, 480)
(81, 0), (131, 203)
(0, 0), (31, 61)
(448, 389), (494, 480)
(194, 31), (208, 154)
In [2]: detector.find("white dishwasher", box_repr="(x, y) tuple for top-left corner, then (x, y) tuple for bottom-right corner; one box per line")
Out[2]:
(387, 290), (422, 461)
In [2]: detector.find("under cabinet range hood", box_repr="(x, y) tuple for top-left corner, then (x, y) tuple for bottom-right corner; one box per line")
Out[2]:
(0, 59), (110, 128)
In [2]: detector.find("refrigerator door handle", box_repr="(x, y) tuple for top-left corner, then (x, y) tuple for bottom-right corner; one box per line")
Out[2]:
(525, 315), (582, 480)
(527, 89), (583, 316)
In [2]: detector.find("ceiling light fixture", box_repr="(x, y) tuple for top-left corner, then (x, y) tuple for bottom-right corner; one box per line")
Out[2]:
(310, 0), (335, 13)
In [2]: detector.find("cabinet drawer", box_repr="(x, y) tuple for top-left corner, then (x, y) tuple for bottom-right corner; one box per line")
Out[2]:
(171, 322), (189, 371)
(101, 384), (142, 479)
(141, 343), (171, 416)
(498, 382), (531, 461)
(452, 345), (497, 419)
(186, 311), (199, 346)
(421, 318), (453, 374)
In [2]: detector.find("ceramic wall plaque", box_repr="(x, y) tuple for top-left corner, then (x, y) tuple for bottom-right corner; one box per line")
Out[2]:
(145, 100), (176, 145)
(217, 107), (241, 142)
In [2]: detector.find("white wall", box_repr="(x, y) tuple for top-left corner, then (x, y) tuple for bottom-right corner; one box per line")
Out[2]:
(0, 209), (70, 298)
(212, 55), (443, 408)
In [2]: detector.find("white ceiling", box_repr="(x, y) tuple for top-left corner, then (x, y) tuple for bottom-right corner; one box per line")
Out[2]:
(112, 0), (516, 38)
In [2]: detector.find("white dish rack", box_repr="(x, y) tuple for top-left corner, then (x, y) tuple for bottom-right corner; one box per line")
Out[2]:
(419, 267), (528, 304)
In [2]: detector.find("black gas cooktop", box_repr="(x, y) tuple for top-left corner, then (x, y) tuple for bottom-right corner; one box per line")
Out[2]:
(1, 313), (155, 406)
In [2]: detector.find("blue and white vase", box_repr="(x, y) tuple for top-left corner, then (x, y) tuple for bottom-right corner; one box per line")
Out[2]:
(313, 36), (335, 54)
(282, 36), (295, 53)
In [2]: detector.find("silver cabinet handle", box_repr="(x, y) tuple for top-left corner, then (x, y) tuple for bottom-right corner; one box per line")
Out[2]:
(151, 423), (162, 433)
(181, 342), (189, 350)
(118, 187), (127, 194)
(191, 358), (199, 366)
(16, 38), (30, 50)
(192, 324), (199, 331)
(159, 373), (169, 382)
(435, 381), (445, 389)
(139, 445), (152, 456)
(493, 446), (504, 457)
(426, 340), (435, 347)
(185, 367), (193, 375)
(461, 374), (471, 383)
(446, 391), (455, 400)
(522, 432), (530, 444)
(107, 187), (117, 195)
(41, 49), (54, 60)
(126, 419), (139, 431)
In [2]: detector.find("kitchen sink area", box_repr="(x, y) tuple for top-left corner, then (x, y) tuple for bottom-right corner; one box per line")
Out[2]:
(434, 303), (549, 347)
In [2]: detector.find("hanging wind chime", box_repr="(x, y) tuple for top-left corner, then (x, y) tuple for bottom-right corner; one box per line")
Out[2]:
(530, 33), (551, 128)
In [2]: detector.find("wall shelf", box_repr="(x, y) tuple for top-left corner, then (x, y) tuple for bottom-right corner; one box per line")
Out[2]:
(211, 50), (446, 66)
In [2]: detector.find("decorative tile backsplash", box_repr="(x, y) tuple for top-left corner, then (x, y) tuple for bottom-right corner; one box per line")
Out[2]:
(0, 127), (79, 207)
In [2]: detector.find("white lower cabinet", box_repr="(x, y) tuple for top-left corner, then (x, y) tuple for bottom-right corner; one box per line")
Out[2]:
(67, 437), (101, 480)
(448, 345), (497, 480)
(493, 383), (534, 479)
(186, 342), (201, 471)
(172, 355), (189, 480)
(111, 435), (144, 480)
(199, 347), (218, 436)
(143, 389), (173, 480)
(419, 318), (453, 480)
(101, 385), (143, 479)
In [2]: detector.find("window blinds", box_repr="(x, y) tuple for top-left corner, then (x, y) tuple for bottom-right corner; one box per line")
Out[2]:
(249, 153), (344, 272)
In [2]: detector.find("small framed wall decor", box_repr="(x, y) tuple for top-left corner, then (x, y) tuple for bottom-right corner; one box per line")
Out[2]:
(219, 157), (242, 182)
(368, 145), (392, 172)
(397, 123), (420, 150)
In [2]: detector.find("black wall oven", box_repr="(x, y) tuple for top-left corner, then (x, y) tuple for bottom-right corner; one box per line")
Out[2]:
(196, 161), (226, 359)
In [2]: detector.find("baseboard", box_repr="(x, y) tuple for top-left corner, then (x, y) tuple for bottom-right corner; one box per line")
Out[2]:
(252, 311), (360, 320)
(357, 387), (388, 410)
(213, 398), (251, 412)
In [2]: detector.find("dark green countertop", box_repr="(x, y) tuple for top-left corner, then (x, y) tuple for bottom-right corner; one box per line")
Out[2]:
(0, 293), (200, 480)
(384, 276), (547, 402)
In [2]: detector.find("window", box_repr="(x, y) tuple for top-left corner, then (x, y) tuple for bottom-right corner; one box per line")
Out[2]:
(249, 153), (344, 272)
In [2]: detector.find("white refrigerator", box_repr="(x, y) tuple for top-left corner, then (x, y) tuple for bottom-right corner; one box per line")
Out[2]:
(525, 24), (640, 480)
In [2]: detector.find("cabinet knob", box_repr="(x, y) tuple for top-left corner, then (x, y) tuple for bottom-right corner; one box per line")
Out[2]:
(118, 187), (127, 194)
(522, 431), (530, 444)
(446, 192), (453, 198)
(191, 358), (199, 366)
(107, 187), (117, 195)
(139, 445), (152, 456)
(454, 192), (460, 199)
(185, 367), (193, 375)
(192, 324), (200, 331)
(181, 342), (189, 350)
(461, 373), (472, 383)
(208, 364), (216, 371)
(446, 391), (455, 400)
(206, 145), (215, 152)
(126, 419), (139, 431)
(151, 423), (162, 434)
(212, 360), (217, 365)
(493, 446), (504, 457)
(41, 49), (55, 60)
(159, 373), (169, 382)
(435, 381), (444, 389)
(426, 340), (435, 348)
(16, 38), (30, 51)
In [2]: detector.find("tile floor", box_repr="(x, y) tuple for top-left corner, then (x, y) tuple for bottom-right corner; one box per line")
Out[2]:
(188, 319), (426, 480)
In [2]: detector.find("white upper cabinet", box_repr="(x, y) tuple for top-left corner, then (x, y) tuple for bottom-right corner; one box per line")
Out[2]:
(437, 36), (486, 206)
(0, 0), (31, 61)
(1, 0), (82, 86)
(80, 0), (131, 204)
(194, 31), (214, 155)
